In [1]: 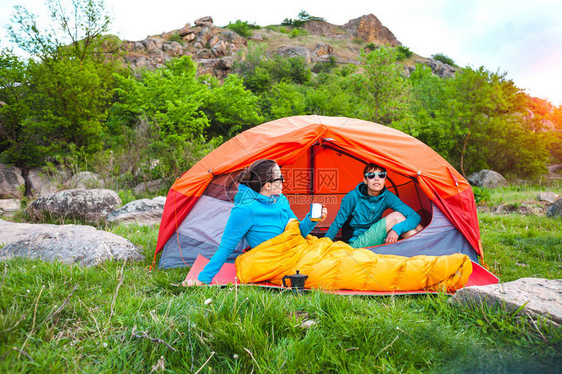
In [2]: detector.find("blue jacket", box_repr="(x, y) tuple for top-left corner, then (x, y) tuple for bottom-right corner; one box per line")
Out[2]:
(198, 184), (317, 284)
(325, 183), (421, 243)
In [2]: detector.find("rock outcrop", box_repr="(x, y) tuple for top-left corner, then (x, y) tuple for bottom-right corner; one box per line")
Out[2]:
(28, 189), (122, 224)
(121, 16), (246, 78)
(0, 219), (144, 266)
(119, 14), (415, 78)
(343, 14), (401, 46)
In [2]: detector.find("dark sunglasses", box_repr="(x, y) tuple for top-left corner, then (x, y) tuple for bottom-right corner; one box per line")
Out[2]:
(269, 175), (284, 183)
(364, 171), (387, 179)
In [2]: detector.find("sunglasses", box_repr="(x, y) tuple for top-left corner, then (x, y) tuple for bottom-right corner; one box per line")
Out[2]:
(364, 171), (387, 179)
(269, 176), (284, 183)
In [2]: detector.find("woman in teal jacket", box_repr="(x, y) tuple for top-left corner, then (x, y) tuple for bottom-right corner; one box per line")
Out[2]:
(325, 163), (422, 248)
(185, 159), (327, 285)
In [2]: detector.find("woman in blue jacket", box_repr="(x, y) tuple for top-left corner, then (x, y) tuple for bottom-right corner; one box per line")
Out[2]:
(185, 159), (327, 286)
(325, 163), (423, 248)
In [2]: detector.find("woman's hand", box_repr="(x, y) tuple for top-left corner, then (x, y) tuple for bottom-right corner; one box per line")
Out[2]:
(182, 278), (204, 286)
(319, 207), (328, 222)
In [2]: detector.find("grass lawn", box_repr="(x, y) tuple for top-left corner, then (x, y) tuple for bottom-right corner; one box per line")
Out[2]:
(1, 185), (561, 373)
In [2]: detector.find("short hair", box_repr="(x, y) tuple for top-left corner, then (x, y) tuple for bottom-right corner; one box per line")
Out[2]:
(363, 163), (386, 175)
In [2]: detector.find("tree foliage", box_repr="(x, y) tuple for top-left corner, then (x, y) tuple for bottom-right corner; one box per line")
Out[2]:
(0, 0), (120, 167)
(348, 47), (413, 126)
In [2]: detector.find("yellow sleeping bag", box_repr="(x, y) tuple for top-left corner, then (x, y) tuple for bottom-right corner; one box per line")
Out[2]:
(235, 219), (472, 292)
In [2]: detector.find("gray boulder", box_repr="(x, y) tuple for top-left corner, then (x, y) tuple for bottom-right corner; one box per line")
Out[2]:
(0, 199), (20, 217)
(28, 189), (121, 224)
(451, 277), (562, 326)
(0, 163), (25, 199)
(275, 46), (312, 64)
(467, 169), (507, 188)
(537, 192), (559, 204)
(27, 167), (64, 197)
(0, 219), (144, 266)
(546, 199), (562, 218)
(107, 196), (166, 226)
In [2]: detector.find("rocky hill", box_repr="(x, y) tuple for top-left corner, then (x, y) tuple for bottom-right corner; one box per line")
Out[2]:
(120, 14), (458, 79)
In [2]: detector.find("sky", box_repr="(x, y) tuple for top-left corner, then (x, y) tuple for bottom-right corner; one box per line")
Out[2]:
(1, 0), (561, 106)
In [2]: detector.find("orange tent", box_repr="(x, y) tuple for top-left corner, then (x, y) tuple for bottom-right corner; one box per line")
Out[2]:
(154, 116), (483, 269)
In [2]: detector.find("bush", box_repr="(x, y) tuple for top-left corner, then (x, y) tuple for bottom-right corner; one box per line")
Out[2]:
(226, 20), (260, 38)
(395, 45), (413, 61)
(472, 186), (491, 204)
(312, 56), (337, 74)
(168, 31), (183, 44)
(432, 53), (457, 67)
(289, 28), (308, 38)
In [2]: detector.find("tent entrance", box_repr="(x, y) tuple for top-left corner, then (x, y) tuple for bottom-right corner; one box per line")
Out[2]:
(279, 143), (433, 234)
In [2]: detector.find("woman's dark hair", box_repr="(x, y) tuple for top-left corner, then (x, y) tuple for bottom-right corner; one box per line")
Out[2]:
(363, 162), (386, 175)
(238, 159), (278, 193)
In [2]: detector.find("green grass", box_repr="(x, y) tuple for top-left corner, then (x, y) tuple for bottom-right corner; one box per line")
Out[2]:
(480, 213), (562, 281)
(1, 185), (561, 372)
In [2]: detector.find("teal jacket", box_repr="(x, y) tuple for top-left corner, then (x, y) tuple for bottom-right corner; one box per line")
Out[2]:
(198, 184), (317, 284)
(325, 183), (421, 243)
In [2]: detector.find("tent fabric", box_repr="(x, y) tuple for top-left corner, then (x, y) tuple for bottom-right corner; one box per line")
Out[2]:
(235, 219), (473, 292)
(155, 115), (484, 271)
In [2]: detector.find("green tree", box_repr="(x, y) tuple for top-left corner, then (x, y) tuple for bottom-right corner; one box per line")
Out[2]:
(259, 81), (307, 120)
(347, 47), (412, 126)
(111, 56), (209, 139)
(408, 64), (454, 157)
(305, 69), (356, 117)
(1, 0), (121, 167)
(0, 50), (35, 164)
(234, 44), (312, 94)
(200, 74), (264, 137)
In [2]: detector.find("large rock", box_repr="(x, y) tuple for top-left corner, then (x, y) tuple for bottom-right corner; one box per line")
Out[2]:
(417, 58), (459, 78)
(0, 219), (144, 266)
(467, 170), (507, 188)
(275, 46), (312, 64)
(546, 199), (562, 218)
(194, 16), (214, 28)
(343, 14), (401, 46)
(536, 192), (559, 204)
(451, 278), (562, 326)
(0, 199), (20, 217)
(28, 189), (122, 224)
(106, 196), (166, 226)
(0, 163), (25, 199)
(27, 167), (65, 197)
